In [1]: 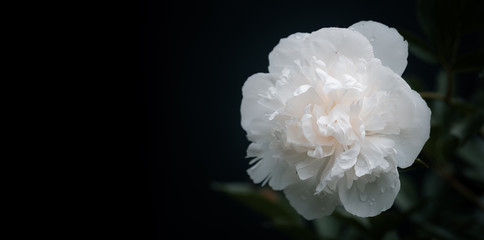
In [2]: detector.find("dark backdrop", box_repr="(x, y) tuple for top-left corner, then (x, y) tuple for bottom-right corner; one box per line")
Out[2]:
(139, 1), (429, 239)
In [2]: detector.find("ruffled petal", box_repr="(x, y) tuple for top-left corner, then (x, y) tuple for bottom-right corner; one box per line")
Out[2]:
(338, 170), (400, 217)
(349, 21), (408, 76)
(267, 161), (300, 190)
(268, 33), (311, 74)
(242, 21), (429, 219)
(241, 73), (280, 141)
(269, 28), (374, 74)
(247, 152), (299, 191)
(247, 155), (275, 185)
(284, 181), (339, 220)
(355, 136), (394, 177)
(296, 158), (323, 180)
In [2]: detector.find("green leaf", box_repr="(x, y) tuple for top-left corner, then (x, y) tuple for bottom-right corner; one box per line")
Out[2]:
(394, 175), (419, 211)
(416, 0), (437, 42)
(422, 171), (444, 199)
(382, 231), (399, 240)
(398, 29), (438, 64)
(453, 51), (484, 73)
(369, 198), (425, 239)
(368, 211), (403, 239)
(313, 216), (340, 239)
(430, 71), (448, 126)
(212, 182), (320, 240)
(457, 136), (484, 183)
(332, 210), (371, 236)
(211, 182), (301, 224)
(450, 110), (484, 143)
(416, 219), (462, 240)
(420, 171), (446, 218)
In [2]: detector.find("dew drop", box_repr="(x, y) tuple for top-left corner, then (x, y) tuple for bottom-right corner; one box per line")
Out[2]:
(295, 34), (303, 40)
(370, 36), (376, 42)
(380, 186), (386, 193)
(359, 193), (368, 202)
(369, 201), (374, 206)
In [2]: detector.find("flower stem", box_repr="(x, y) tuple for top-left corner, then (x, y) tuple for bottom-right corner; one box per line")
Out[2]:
(420, 91), (478, 113)
(419, 92), (445, 101)
(444, 68), (454, 105)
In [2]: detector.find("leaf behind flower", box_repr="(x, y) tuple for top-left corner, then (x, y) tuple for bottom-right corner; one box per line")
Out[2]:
(211, 182), (320, 240)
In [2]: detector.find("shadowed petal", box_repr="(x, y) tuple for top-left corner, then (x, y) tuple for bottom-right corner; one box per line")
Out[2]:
(338, 170), (400, 217)
(284, 180), (339, 220)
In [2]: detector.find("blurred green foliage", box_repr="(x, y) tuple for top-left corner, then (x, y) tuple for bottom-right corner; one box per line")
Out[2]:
(216, 0), (484, 239)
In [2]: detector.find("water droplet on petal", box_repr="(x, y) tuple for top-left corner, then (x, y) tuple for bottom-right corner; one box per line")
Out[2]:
(369, 201), (374, 206)
(359, 193), (368, 202)
(370, 36), (376, 42)
(380, 186), (386, 193)
(295, 35), (302, 40)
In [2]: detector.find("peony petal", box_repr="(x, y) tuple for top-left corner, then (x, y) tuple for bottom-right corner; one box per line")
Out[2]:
(293, 84), (312, 97)
(365, 59), (408, 93)
(241, 73), (279, 141)
(267, 161), (300, 190)
(356, 136), (394, 176)
(296, 158), (323, 180)
(390, 90), (431, 168)
(336, 143), (360, 170)
(246, 142), (265, 158)
(284, 87), (322, 117)
(309, 28), (374, 65)
(247, 152), (299, 191)
(269, 28), (374, 74)
(247, 155), (275, 185)
(242, 22), (430, 219)
(349, 21), (408, 76)
(338, 170), (400, 217)
(390, 87), (416, 129)
(284, 180), (339, 220)
(354, 155), (370, 177)
(268, 33), (311, 74)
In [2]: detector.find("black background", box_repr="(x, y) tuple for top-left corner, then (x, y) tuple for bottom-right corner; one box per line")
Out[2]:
(139, 1), (429, 239)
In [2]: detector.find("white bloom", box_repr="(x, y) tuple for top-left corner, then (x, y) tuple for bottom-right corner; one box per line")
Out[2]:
(240, 21), (431, 219)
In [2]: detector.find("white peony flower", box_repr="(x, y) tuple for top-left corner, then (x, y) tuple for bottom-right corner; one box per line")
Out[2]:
(240, 21), (431, 219)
